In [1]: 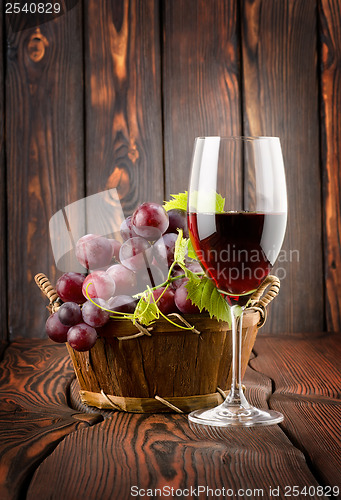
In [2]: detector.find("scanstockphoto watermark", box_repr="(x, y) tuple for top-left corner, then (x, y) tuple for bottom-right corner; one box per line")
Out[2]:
(5, 1), (79, 32)
(195, 246), (300, 282)
(130, 484), (340, 498)
(130, 485), (265, 498)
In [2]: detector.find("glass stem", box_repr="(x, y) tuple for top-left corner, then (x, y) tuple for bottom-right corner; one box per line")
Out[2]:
(224, 305), (250, 408)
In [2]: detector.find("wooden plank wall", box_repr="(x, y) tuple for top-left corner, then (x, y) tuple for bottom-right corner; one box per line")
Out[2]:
(5, 1), (85, 338)
(242, 0), (323, 334)
(1, 0), (340, 339)
(0, 5), (7, 341)
(84, 0), (164, 210)
(162, 0), (242, 193)
(319, 0), (341, 332)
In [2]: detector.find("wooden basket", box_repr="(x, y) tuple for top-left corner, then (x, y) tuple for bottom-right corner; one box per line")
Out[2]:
(35, 274), (280, 413)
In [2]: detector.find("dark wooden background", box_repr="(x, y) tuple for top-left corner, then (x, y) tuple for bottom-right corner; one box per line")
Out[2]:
(0, 0), (340, 340)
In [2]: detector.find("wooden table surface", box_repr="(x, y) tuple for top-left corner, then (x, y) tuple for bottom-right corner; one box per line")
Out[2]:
(0, 332), (340, 500)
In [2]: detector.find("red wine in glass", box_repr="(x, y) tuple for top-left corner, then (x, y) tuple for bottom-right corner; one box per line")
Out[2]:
(188, 212), (287, 305)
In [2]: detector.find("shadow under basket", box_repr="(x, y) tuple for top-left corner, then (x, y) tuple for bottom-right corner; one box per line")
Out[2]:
(35, 274), (280, 413)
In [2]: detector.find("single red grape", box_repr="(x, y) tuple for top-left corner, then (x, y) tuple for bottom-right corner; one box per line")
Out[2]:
(106, 264), (137, 295)
(45, 313), (69, 343)
(58, 302), (82, 326)
(76, 234), (113, 270)
(107, 295), (137, 314)
(153, 233), (178, 267)
(152, 287), (177, 315)
(82, 271), (116, 301)
(119, 237), (152, 271)
(165, 208), (189, 238)
(132, 202), (169, 241)
(56, 272), (86, 304)
(82, 299), (110, 327)
(120, 216), (139, 240)
(67, 323), (97, 352)
(174, 283), (200, 314)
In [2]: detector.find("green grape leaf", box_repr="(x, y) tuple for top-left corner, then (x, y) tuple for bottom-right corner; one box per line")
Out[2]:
(215, 193), (226, 213)
(188, 191), (225, 213)
(187, 239), (197, 260)
(133, 295), (159, 326)
(185, 275), (231, 325)
(164, 190), (225, 213)
(184, 267), (200, 281)
(164, 191), (188, 211)
(173, 229), (187, 265)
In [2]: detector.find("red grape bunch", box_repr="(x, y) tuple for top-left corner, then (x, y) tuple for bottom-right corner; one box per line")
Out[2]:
(45, 202), (200, 352)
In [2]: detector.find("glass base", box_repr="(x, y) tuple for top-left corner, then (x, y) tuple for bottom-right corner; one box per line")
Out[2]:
(188, 404), (284, 430)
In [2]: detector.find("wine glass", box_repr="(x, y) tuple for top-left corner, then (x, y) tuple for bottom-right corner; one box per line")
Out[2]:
(187, 136), (287, 429)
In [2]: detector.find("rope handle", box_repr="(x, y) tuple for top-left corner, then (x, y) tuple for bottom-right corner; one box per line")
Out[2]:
(34, 273), (61, 313)
(250, 275), (280, 307)
(247, 275), (280, 328)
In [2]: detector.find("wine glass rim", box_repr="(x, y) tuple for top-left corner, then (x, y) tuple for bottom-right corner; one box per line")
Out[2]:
(195, 136), (280, 141)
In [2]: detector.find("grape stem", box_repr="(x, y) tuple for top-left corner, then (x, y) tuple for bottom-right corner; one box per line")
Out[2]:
(133, 266), (204, 299)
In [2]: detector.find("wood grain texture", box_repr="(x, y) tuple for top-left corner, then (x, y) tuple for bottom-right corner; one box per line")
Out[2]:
(242, 0), (323, 334)
(5, 5), (85, 339)
(251, 333), (341, 488)
(28, 366), (321, 500)
(84, 0), (164, 215)
(0, 5), (7, 340)
(319, 0), (341, 332)
(162, 0), (242, 197)
(0, 340), (102, 500)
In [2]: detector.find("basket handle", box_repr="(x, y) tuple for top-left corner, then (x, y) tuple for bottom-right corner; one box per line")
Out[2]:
(250, 275), (280, 307)
(247, 275), (280, 328)
(34, 273), (60, 313)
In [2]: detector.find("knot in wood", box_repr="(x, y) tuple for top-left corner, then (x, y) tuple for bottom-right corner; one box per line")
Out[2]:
(128, 146), (139, 163)
(27, 30), (49, 63)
